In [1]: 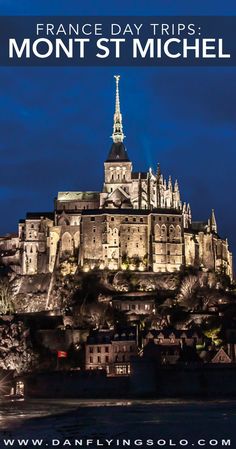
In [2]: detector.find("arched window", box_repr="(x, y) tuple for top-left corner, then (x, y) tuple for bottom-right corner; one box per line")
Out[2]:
(169, 225), (175, 240)
(176, 225), (181, 238)
(161, 224), (167, 238)
(74, 231), (80, 249)
(155, 224), (161, 240)
(61, 232), (73, 254)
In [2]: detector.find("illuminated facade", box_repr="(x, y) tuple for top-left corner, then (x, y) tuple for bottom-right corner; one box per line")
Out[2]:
(85, 328), (137, 376)
(0, 76), (233, 279)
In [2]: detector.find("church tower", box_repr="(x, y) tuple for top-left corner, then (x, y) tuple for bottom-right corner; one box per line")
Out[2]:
(101, 75), (133, 208)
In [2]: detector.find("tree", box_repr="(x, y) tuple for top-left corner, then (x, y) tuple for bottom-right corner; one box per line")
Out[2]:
(177, 275), (200, 311)
(0, 279), (15, 315)
(202, 317), (222, 347)
(0, 320), (39, 374)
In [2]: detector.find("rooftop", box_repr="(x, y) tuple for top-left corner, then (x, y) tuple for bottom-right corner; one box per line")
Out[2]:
(57, 191), (100, 201)
(106, 142), (130, 162)
(26, 212), (54, 220)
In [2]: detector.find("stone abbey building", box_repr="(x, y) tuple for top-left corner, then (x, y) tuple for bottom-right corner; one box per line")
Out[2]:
(0, 76), (233, 279)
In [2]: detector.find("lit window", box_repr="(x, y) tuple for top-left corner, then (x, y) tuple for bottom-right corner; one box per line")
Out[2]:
(116, 365), (127, 375)
(16, 381), (24, 396)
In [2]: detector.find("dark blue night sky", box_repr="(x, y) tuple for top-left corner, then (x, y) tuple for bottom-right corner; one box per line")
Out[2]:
(0, 1), (236, 261)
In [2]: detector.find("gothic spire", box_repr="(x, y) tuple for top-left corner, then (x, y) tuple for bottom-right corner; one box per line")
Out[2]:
(210, 209), (217, 233)
(156, 164), (161, 207)
(174, 179), (179, 191)
(112, 75), (125, 143)
(157, 163), (161, 180)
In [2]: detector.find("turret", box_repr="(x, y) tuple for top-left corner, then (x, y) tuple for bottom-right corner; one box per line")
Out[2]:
(210, 209), (217, 233)
(174, 179), (179, 192)
(156, 163), (162, 207)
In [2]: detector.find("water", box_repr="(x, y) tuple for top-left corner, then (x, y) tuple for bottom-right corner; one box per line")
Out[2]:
(0, 399), (236, 448)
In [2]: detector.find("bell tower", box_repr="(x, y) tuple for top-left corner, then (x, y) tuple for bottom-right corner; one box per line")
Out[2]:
(101, 76), (133, 208)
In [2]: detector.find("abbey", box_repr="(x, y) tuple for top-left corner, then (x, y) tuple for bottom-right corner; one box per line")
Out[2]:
(0, 76), (233, 279)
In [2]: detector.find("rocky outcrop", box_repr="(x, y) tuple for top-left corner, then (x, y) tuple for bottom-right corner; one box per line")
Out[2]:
(0, 316), (38, 374)
(11, 273), (52, 313)
(113, 271), (181, 292)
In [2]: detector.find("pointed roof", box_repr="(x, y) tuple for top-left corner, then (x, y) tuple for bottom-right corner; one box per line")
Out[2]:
(106, 142), (130, 162)
(210, 209), (217, 233)
(211, 348), (232, 364)
(106, 76), (130, 162)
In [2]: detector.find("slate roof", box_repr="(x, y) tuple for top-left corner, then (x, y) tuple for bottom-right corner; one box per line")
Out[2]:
(81, 208), (182, 216)
(132, 172), (148, 179)
(87, 327), (136, 344)
(191, 221), (208, 232)
(106, 142), (130, 162)
(26, 212), (54, 220)
(144, 329), (202, 339)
